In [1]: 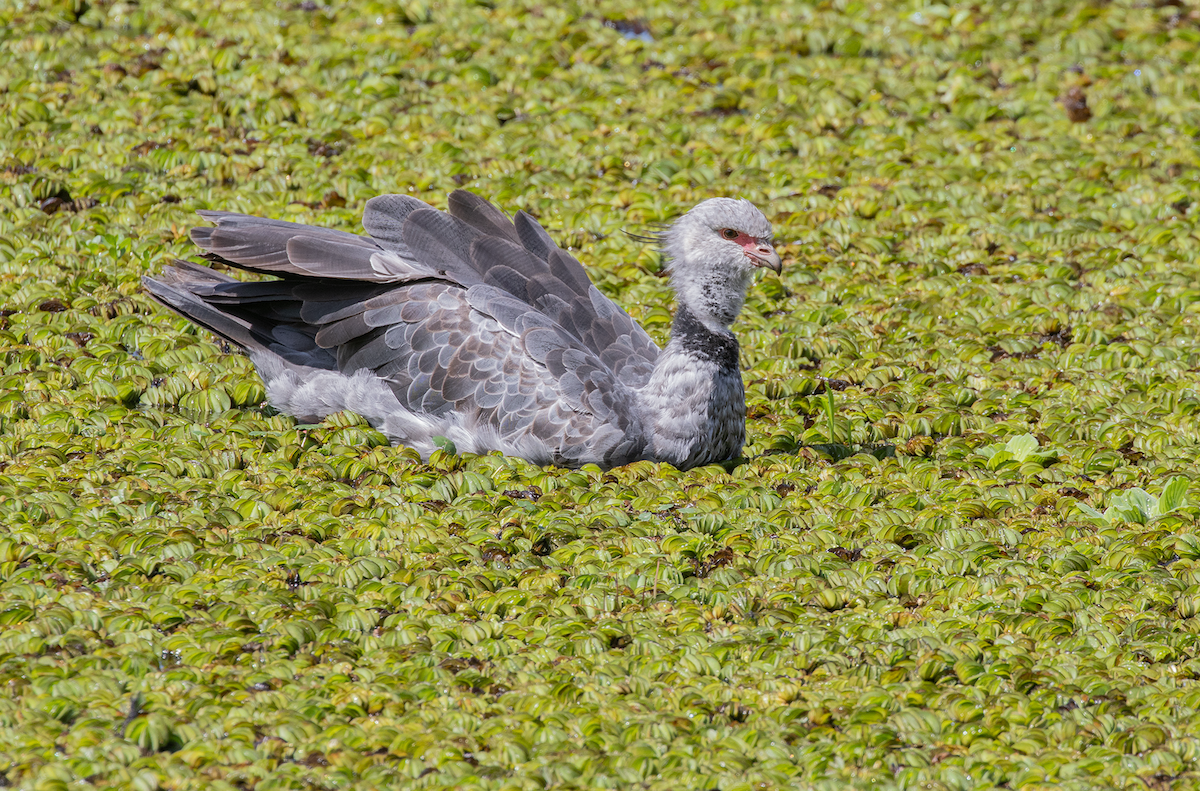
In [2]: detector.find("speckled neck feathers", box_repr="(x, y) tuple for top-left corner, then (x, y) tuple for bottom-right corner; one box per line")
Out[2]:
(671, 303), (739, 372)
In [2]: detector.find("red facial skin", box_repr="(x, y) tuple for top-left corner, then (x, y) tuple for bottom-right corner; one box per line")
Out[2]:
(726, 230), (776, 267)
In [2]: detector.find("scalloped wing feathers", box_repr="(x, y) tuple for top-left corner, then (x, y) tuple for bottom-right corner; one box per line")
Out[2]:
(145, 190), (660, 467)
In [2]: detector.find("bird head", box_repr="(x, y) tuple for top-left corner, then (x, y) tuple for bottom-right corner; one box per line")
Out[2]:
(660, 198), (780, 331)
(664, 198), (780, 276)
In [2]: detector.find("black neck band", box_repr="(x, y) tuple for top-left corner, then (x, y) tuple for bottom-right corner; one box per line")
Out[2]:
(672, 304), (739, 371)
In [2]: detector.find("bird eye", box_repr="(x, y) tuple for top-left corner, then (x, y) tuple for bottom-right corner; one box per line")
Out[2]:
(721, 228), (738, 240)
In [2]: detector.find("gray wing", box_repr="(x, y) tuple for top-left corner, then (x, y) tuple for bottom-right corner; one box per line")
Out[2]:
(145, 267), (647, 467)
(331, 281), (648, 467)
(190, 196), (436, 283)
(149, 189), (660, 466)
(189, 190), (660, 389)
(431, 191), (660, 389)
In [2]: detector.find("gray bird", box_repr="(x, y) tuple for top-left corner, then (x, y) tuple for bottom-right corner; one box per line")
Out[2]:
(143, 190), (780, 470)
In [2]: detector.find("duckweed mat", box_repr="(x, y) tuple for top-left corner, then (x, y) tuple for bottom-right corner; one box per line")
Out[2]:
(3, 1), (1200, 789)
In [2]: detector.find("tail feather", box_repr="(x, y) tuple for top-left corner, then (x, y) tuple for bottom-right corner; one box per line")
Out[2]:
(142, 261), (338, 370)
(142, 264), (260, 351)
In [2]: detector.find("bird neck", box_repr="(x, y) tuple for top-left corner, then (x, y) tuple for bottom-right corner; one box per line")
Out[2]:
(668, 264), (750, 334)
(667, 303), (739, 369)
(640, 302), (745, 469)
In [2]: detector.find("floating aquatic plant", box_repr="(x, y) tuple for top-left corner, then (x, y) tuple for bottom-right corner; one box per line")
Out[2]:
(1, 0), (1200, 788)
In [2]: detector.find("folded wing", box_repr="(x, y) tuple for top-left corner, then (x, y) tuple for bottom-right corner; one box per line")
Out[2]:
(144, 190), (658, 467)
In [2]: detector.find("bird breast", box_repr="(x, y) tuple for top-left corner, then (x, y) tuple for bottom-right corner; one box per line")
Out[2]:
(641, 344), (746, 469)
